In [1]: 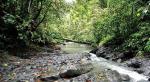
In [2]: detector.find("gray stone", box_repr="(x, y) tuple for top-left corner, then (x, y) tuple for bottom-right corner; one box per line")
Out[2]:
(105, 69), (122, 82)
(121, 74), (130, 81)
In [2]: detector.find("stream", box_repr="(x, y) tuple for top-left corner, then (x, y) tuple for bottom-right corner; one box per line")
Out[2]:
(60, 42), (149, 82)
(60, 42), (93, 54)
(0, 42), (149, 82)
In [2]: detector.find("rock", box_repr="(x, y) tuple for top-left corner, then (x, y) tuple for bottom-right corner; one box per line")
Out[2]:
(127, 61), (142, 68)
(95, 47), (108, 57)
(31, 66), (37, 69)
(92, 46), (116, 60)
(80, 58), (88, 64)
(148, 78), (150, 81)
(39, 75), (60, 82)
(117, 59), (122, 63)
(105, 69), (122, 82)
(17, 80), (29, 82)
(90, 48), (98, 54)
(118, 50), (135, 61)
(136, 69), (144, 74)
(120, 74), (130, 81)
(59, 69), (83, 79)
(59, 63), (93, 79)
(92, 46), (135, 62)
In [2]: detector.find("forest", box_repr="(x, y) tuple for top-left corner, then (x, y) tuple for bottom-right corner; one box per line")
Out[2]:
(0, 0), (150, 82)
(0, 0), (150, 53)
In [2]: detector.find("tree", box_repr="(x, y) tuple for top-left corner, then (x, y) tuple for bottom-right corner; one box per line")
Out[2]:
(0, 0), (66, 50)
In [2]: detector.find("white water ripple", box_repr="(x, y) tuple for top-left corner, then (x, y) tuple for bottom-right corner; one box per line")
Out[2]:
(89, 53), (149, 82)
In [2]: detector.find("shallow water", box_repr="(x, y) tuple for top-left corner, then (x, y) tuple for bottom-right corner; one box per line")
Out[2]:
(60, 42), (93, 54)
(89, 53), (149, 82)
(59, 42), (149, 82)
(1, 42), (149, 82)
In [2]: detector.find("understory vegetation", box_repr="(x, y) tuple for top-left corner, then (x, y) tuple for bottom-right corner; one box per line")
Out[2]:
(0, 0), (150, 54)
(93, 0), (150, 53)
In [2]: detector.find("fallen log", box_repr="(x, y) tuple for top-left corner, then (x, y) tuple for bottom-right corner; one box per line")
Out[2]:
(54, 38), (92, 45)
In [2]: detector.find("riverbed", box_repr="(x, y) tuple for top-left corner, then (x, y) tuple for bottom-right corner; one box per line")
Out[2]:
(0, 42), (149, 82)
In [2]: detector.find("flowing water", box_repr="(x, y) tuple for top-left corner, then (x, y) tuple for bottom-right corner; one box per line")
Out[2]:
(89, 53), (149, 82)
(60, 42), (93, 54)
(60, 42), (149, 82)
(2, 42), (149, 82)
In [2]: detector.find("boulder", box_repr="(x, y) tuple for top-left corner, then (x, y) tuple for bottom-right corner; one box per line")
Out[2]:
(59, 63), (93, 79)
(120, 74), (130, 81)
(127, 61), (142, 68)
(105, 69), (122, 82)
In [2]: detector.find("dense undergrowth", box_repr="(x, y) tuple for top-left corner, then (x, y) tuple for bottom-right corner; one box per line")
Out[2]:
(93, 0), (150, 53)
(0, 0), (66, 51)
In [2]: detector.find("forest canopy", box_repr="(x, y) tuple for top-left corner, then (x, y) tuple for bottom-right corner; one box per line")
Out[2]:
(0, 0), (150, 53)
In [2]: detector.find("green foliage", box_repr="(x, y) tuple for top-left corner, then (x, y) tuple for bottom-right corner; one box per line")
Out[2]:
(121, 22), (150, 51)
(0, 0), (66, 50)
(93, 0), (150, 52)
(3, 14), (16, 24)
(56, 0), (99, 43)
(0, 0), (150, 54)
(145, 39), (150, 52)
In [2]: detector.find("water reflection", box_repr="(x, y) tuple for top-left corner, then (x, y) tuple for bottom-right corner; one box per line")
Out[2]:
(60, 42), (93, 54)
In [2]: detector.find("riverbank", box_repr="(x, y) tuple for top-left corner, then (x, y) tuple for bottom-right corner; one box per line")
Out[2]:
(0, 50), (126, 82)
(0, 42), (124, 82)
(90, 46), (150, 78)
(0, 42), (150, 82)
(0, 42), (135, 82)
